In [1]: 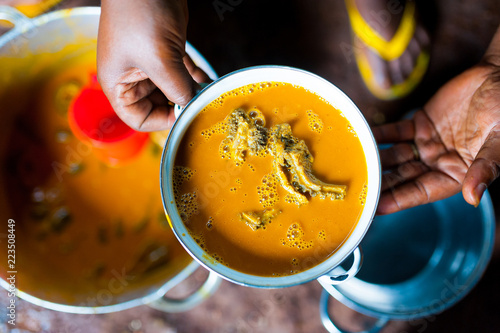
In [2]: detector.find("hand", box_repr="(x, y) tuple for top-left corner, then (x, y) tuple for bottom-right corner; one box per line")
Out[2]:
(373, 59), (500, 215)
(97, 0), (210, 131)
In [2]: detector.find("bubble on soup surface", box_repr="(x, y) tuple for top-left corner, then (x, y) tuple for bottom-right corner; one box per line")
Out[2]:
(177, 191), (198, 222)
(173, 166), (196, 200)
(280, 223), (313, 250)
(193, 233), (210, 252)
(219, 137), (232, 159)
(318, 230), (326, 240)
(284, 193), (301, 205)
(201, 120), (227, 140)
(174, 166), (195, 182)
(257, 174), (279, 208)
(306, 110), (323, 133)
(358, 184), (368, 205)
(206, 216), (214, 230)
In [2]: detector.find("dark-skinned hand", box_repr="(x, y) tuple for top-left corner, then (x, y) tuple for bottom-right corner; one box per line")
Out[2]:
(374, 46), (500, 214)
(97, 0), (210, 132)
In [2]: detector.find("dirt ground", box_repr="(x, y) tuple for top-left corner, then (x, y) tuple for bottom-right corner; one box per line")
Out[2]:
(1, 0), (500, 332)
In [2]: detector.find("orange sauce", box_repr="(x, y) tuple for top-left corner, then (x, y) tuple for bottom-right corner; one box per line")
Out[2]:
(0, 50), (190, 305)
(175, 82), (368, 276)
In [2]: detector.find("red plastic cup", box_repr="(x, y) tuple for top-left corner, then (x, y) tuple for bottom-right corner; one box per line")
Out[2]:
(68, 74), (149, 166)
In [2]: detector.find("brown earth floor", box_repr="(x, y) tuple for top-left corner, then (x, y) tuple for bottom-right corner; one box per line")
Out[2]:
(1, 0), (500, 332)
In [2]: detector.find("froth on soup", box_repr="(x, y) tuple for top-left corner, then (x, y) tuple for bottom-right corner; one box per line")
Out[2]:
(174, 82), (368, 277)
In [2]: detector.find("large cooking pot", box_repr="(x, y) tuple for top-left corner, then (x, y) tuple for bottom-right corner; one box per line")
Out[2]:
(0, 6), (220, 314)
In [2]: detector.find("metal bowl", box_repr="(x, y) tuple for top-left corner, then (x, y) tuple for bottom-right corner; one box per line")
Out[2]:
(319, 191), (495, 332)
(160, 66), (381, 288)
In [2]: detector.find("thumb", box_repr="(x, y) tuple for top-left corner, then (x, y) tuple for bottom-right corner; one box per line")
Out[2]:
(462, 126), (500, 206)
(148, 56), (199, 107)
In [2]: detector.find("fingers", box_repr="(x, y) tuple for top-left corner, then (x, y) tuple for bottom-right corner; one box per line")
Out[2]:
(118, 78), (157, 107)
(379, 143), (420, 169)
(462, 126), (500, 206)
(378, 149), (467, 214)
(372, 119), (415, 144)
(148, 57), (198, 107)
(115, 87), (176, 132)
(376, 109), (469, 214)
(141, 89), (176, 132)
(134, 104), (177, 132)
(106, 76), (168, 131)
(184, 54), (212, 84)
(377, 170), (462, 215)
(103, 56), (202, 131)
(381, 161), (429, 191)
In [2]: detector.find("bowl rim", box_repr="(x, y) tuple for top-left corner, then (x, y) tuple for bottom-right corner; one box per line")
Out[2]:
(160, 65), (381, 288)
(319, 190), (496, 319)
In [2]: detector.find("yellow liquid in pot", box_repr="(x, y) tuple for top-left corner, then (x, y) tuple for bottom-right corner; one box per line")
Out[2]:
(0, 48), (190, 305)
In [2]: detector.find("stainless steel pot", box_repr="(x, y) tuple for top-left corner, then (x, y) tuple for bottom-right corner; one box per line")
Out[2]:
(319, 191), (495, 332)
(160, 65), (381, 289)
(0, 6), (220, 314)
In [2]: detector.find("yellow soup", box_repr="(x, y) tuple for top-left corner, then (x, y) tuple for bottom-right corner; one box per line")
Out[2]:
(0, 49), (190, 305)
(174, 82), (368, 277)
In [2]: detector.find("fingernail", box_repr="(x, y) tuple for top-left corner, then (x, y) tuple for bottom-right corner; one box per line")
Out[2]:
(473, 183), (487, 207)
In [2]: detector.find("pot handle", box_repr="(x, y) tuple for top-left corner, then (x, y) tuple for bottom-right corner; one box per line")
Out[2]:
(319, 289), (389, 333)
(0, 6), (32, 29)
(174, 82), (210, 118)
(317, 246), (363, 285)
(147, 262), (221, 313)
